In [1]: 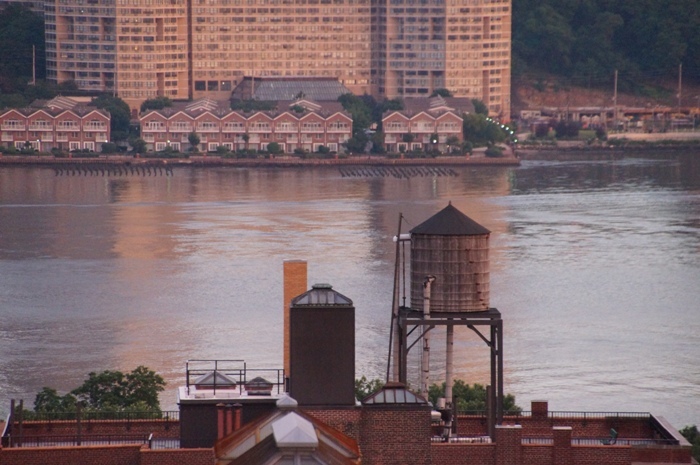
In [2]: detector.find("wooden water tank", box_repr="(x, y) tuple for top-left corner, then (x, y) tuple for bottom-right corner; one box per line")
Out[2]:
(410, 203), (490, 312)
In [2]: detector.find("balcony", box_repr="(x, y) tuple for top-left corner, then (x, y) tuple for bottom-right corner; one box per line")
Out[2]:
(1, 134), (14, 142)
(1, 124), (26, 131)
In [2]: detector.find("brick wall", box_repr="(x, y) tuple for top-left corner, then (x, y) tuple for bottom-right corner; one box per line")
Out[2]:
(522, 444), (552, 465)
(0, 444), (142, 465)
(14, 419), (180, 439)
(360, 406), (432, 465)
(455, 415), (653, 440)
(431, 443), (496, 465)
(302, 407), (362, 440)
(140, 448), (215, 465)
(630, 445), (692, 463)
(495, 425), (522, 465)
(570, 445), (631, 465)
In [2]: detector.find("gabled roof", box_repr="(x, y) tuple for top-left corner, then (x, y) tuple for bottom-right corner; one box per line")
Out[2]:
(361, 382), (428, 405)
(193, 371), (237, 387)
(215, 396), (360, 465)
(410, 202), (490, 236)
(291, 283), (353, 307)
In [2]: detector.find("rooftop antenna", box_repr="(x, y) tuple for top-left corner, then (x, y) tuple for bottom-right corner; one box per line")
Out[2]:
(30, 45), (36, 85)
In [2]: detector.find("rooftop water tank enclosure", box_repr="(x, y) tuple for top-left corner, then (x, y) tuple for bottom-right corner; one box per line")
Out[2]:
(289, 283), (355, 406)
(409, 202), (490, 312)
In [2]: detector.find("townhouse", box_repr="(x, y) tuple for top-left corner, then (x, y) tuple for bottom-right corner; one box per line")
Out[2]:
(382, 96), (471, 153)
(0, 97), (111, 152)
(139, 98), (352, 153)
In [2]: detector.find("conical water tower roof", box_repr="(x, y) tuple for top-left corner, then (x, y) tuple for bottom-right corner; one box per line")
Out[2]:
(410, 202), (490, 236)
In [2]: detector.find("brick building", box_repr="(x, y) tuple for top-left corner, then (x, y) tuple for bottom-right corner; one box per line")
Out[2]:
(0, 211), (693, 464)
(382, 96), (471, 153)
(0, 97), (111, 153)
(139, 97), (352, 154)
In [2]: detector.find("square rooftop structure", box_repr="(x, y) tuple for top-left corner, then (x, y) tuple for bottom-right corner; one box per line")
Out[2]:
(178, 360), (287, 448)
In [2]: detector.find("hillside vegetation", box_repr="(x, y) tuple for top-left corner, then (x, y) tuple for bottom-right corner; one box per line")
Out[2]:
(513, 0), (700, 92)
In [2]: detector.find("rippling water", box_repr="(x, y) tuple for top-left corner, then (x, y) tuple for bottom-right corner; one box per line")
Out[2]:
(1, 154), (698, 428)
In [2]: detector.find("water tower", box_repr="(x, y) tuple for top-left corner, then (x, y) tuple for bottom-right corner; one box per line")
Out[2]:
(388, 203), (503, 438)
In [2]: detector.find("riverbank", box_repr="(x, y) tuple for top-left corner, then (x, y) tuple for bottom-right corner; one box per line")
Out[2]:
(0, 154), (521, 168)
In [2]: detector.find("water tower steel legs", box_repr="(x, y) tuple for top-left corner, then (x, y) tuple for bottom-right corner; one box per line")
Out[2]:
(397, 307), (504, 440)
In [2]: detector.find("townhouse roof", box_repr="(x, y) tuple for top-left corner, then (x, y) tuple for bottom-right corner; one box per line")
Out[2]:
(0, 97), (110, 118)
(141, 98), (349, 119)
(385, 96), (475, 118)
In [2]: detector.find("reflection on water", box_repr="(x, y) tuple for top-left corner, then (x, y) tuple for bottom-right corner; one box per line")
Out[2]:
(0, 154), (698, 428)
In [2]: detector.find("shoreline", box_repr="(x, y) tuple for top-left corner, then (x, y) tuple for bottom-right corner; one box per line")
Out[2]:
(0, 154), (521, 168)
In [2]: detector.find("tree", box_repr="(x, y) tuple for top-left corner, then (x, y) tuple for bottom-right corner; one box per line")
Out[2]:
(267, 141), (283, 154)
(34, 387), (76, 413)
(101, 142), (118, 154)
(30, 366), (165, 414)
(471, 99), (489, 116)
(188, 132), (201, 152)
(91, 95), (131, 142)
(0, 5), (45, 93)
(354, 376), (384, 401)
(430, 88), (453, 97)
(71, 366), (165, 411)
(428, 380), (521, 413)
(338, 93), (373, 136)
(680, 426), (700, 463)
(129, 137), (147, 154)
(140, 96), (173, 113)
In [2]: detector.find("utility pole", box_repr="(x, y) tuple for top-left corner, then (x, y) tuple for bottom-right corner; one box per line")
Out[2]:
(678, 63), (683, 113)
(31, 45), (36, 85)
(613, 69), (618, 130)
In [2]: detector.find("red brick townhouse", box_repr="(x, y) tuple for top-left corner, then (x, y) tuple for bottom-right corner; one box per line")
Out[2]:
(0, 97), (111, 153)
(139, 98), (353, 154)
(382, 96), (473, 153)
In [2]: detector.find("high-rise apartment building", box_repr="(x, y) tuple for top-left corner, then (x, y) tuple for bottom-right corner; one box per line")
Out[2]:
(44, 0), (189, 106)
(42, 0), (510, 118)
(372, 0), (510, 117)
(189, 0), (372, 101)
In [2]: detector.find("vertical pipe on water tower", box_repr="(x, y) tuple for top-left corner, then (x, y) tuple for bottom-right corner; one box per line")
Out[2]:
(421, 276), (435, 398)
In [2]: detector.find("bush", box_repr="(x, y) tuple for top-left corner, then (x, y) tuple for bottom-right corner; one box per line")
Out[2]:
(485, 145), (504, 158)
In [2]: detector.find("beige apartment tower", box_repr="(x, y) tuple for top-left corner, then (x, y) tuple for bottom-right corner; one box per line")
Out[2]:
(44, 0), (510, 118)
(44, 0), (190, 108)
(372, 0), (510, 117)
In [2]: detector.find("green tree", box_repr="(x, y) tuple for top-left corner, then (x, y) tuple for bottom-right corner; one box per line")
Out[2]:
(0, 5), (45, 93)
(463, 113), (506, 146)
(428, 380), (521, 413)
(129, 137), (147, 154)
(338, 93), (373, 136)
(140, 96), (173, 113)
(267, 141), (283, 154)
(91, 95), (131, 142)
(470, 99), (489, 116)
(188, 132), (201, 152)
(34, 387), (77, 413)
(354, 376), (384, 401)
(71, 366), (165, 411)
(680, 425), (700, 463)
(430, 88), (453, 97)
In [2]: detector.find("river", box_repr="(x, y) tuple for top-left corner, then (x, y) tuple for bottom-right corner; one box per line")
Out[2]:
(0, 153), (698, 428)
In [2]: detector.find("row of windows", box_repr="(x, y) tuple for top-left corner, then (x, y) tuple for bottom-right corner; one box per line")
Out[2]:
(143, 119), (349, 131)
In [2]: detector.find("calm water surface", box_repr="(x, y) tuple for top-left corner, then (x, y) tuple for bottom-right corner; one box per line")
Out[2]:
(1, 155), (699, 428)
